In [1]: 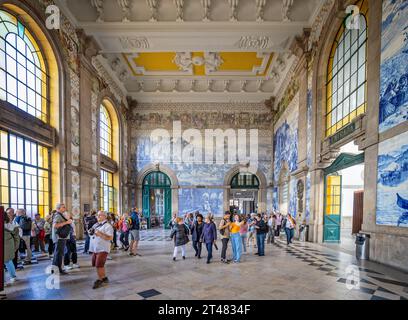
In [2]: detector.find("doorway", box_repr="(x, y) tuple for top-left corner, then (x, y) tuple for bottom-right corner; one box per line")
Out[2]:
(142, 171), (172, 229)
(323, 143), (365, 244)
(229, 173), (259, 214)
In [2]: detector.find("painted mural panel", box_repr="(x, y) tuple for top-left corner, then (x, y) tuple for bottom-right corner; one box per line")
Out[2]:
(379, 0), (408, 133)
(376, 131), (408, 227)
(178, 188), (224, 216)
(135, 133), (272, 186)
(306, 89), (312, 167)
(289, 177), (297, 217)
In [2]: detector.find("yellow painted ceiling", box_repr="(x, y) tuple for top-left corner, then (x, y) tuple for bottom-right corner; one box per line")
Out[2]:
(123, 52), (273, 76)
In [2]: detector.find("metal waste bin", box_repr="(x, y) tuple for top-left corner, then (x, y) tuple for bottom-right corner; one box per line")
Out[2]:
(355, 233), (370, 260)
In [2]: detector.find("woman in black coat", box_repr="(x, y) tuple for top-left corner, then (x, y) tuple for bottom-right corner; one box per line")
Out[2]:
(190, 214), (204, 258)
(170, 217), (189, 261)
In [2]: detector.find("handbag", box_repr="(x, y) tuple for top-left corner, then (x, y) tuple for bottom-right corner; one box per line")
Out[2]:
(56, 213), (71, 238)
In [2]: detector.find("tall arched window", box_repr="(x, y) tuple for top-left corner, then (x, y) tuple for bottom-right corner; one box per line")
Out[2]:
(0, 7), (55, 218)
(99, 100), (118, 213)
(326, 0), (368, 136)
(0, 10), (48, 122)
(100, 103), (112, 158)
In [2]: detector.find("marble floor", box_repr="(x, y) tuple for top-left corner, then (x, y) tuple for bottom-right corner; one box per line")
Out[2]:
(2, 229), (408, 300)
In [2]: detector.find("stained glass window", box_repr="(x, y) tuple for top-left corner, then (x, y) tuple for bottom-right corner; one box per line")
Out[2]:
(100, 104), (112, 158)
(326, 0), (368, 136)
(0, 10), (48, 122)
(0, 129), (50, 218)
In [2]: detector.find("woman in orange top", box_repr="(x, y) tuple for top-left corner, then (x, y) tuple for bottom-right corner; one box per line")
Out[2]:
(230, 214), (245, 263)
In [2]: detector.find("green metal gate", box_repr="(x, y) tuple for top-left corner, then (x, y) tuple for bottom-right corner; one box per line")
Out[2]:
(142, 171), (172, 229)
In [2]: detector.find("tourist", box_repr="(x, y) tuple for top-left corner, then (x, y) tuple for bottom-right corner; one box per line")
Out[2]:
(168, 213), (177, 228)
(284, 213), (296, 245)
(52, 203), (72, 275)
(84, 210), (97, 254)
(6, 208), (20, 270)
(129, 209), (141, 256)
(119, 212), (130, 251)
(239, 215), (248, 253)
(254, 213), (268, 256)
(219, 211), (231, 263)
(275, 212), (283, 236)
(190, 213), (204, 258)
(247, 213), (257, 251)
(4, 210), (20, 285)
(230, 214), (245, 263)
(184, 212), (194, 229)
(63, 212), (79, 270)
(267, 214), (276, 244)
(89, 211), (114, 289)
(44, 212), (55, 258)
(17, 209), (32, 265)
(200, 215), (217, 264)
(32, 213), (46, 253)
(109, 213), (119, 250)
(170, 217), (190, 261)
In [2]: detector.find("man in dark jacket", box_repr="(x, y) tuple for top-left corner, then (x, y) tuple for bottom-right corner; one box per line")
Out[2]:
(254, 214), (268, 256)
(190, 214), (204, 258)
(17, 209), (32, 264)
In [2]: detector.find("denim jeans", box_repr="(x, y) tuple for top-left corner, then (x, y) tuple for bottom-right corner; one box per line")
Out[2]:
(119, 231), (129, 248)
(52, 239), (67, 272)
(4, 259), (16, 279)
(230, 232), (242, 262)
(84, 234), (90, 253)
(256, 233), (266, 256)
(240, 233), (247, 252)
(221, 238), (229, 260)
(205, 242), (213, 262)
(192, 241), (202, 257)
(285, 228), (295, 244)
(64, 239), (77, 266)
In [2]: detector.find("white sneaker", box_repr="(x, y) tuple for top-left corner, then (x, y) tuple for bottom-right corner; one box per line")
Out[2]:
(72, 264), (80, 269)
(9, 277), (16, 284)
(64, 265), (73, 270)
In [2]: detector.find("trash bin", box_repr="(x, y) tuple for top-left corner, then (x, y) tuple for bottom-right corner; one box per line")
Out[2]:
(355, 233), (370, 260)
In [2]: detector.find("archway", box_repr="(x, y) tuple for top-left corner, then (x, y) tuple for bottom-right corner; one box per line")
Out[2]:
(142, 171), (172, 229)
(223, 165), (267, 213)
(229, 172), (260, 214)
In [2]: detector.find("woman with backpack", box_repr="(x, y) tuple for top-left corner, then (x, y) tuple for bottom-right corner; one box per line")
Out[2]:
(170, 217), (190, 261)
(200, 215), (217, 264)
(4, 210), (20, 285)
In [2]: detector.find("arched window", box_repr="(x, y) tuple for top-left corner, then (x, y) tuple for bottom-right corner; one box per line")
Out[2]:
(326, 0), (368, 136)
(0, 10), (48, 122)
(230, 173), (259, 189)
(100, 103), (112, 158)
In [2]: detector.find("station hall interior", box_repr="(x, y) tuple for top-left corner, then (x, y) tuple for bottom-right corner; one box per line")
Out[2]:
(0, 0), (408, 300)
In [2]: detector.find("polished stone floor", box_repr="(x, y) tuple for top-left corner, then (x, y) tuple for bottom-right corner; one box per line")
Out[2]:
(2, 229), (408, 300)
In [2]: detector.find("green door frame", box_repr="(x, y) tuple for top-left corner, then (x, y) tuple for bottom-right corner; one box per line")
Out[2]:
(323, 152), (365, 242)
(142, 171), (172, 229)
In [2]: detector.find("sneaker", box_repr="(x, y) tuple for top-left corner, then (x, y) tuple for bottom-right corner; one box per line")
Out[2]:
(107, 256), (113, 260)
(182, 256), (186, 260)
(206, 260), (210, 264)
(9, 277), (16, 284)
(135, 253), (142, 257)
(92, 279), (104, 289)
(59, 270), (69, 275)
(64, 265), (73, 270)
(128, 252), (135, 256)
(102, 277), (109, 283)
(72, 264), (80, 269)
(23, 260), (32, 265)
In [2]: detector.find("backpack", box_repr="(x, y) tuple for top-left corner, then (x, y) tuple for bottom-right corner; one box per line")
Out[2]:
(20, 216), (32, 232)
(55, 213), (71, 238)
(259, 221), (268, 233)
(219, 219), (227, 236)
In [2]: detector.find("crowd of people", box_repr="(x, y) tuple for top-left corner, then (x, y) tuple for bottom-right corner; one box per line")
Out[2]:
(169, 210), (299, 264)
(3, 204), (300, 291)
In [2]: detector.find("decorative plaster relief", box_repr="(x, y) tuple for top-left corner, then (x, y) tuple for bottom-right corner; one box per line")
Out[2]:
(71, 170), (81, 219)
